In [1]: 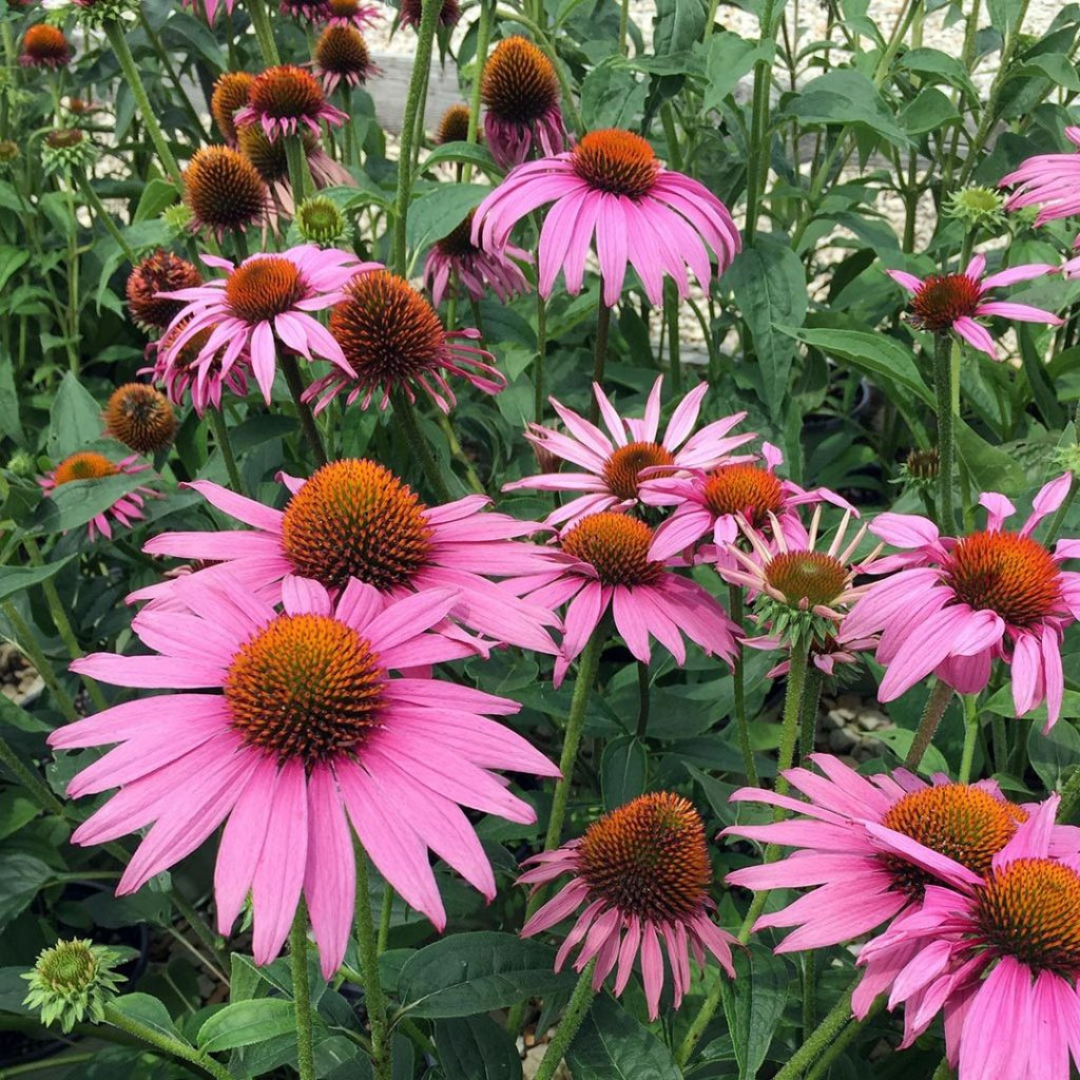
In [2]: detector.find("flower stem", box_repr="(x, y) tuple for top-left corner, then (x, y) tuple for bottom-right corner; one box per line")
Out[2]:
(728, 586), (758, 786)
(534, 290), (547, 423)
(775, 633), (810, 797)
(22, 537), (108, 711)
(905, 680), (953, 770)
(279, 352), (328, 466)
(803, 995), (885, 1080)
(463, 0), (493, 185)
(391, 0), (442, 275)
(104, 24), (183, 187)
(377, 884), (394, 954)
(532, 961), (597, 1080)
(0, 732), (66, 817)
(289, 906), (316, 1080)
(744, 0), (779, 242)
(207, 408), (245, 496)
(245, 0), (282, 64)
(958, 694), (980, 783)
(0, 600), (78, 721)
(590, 285), (611, 425)
(355, 850), (392, 1080)
(285, 134), (313, 205)
(73, 168), (136, 263)
(664, 279), (681, 395)
(770, 986), (855, 1080)
(799, 666), (824, 764)
(391, 390), (451, 502)
(635, 660), (650, 737)
(1058, 765), (1080, 823)
(618, 0), (630, 54)
(933, 332), (956, 533)
(103, 1003), (234, 1080)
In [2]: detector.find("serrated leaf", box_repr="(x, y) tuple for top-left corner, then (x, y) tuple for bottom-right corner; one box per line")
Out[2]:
(565, 995), (680, 1080)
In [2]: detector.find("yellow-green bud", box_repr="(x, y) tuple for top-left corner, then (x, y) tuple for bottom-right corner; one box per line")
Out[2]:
(23, 940), (124, 1033)
(295, 195), (348, 247)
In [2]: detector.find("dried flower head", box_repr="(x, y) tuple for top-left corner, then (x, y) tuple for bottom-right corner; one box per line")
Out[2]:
(126, 249), (203, 332)
(104, 383), (177, 454)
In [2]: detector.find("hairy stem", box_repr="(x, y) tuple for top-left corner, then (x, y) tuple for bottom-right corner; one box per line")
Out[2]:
(906, 680), (953, 770)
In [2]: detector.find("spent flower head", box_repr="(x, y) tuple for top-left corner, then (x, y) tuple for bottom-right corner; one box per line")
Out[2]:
(22, 940), (124, 1033)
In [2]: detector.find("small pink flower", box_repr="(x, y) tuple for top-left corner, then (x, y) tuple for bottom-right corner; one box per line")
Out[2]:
(855, 798), (1080, 1079)
(472, 128), (740, 308)
(142, 317), (251, 415)
(234, 65), (348, 143)
(841, 473), (1080, 729)
(320, 0), (381, 28)
(423, 211), (530, 308)
(303, 269), (505, 414)
(503, 510), (739, 686)
(505, 376), (752, 529)
(39, 452), (158, 542)
(886, 253), (1061, 359)
(157, 245), (377, 405)
(135, 458), (562, 654)
(54, 576), (560, 979)
(182, 0), (235, 24)
(642, 441), (854, 564)
(724, 755), (1078, 955)
(520, 793), (737, 1019)
(1001, 126), (1080, 225)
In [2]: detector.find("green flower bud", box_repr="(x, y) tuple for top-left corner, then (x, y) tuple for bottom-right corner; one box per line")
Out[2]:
(295, 195), (348, 247)
(6, 450), (36, 478)
(0, 139), (19, 172)
(23, 940), (124, 1033)
(161, 202), (195, 238)
(70, 0), (138, 28)
(41, 128), (96, 176)
(944, 186), (1005, 232)
(896, 447), (940, 489)
(1053, 445), (1080, 477)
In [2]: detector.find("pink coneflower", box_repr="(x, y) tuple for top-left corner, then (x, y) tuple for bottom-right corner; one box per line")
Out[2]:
(235, 65), (348, 142)
(20, 25), (71, 68)
(53, 577), (560, 979)
(183, 0), (235, 24)
(723, 754), (1079, 955)
(157, 246), (375, 405)
(503, 510), (739, 686)
(855, 798), (1080, 1079)
(643, 442), (854, 563)
(303, 270), (505, 413)
(840, 473), (1080, 729)
(39, 452), (158, 542)
(504, 377), (753, 529)
(280, 0), (329, 21)
(423, 211), (530, 308)
(1002, 126), (1080, 225)
(520, 793), (737, 1019)
(313, 26), (375, 93)
(321, 0), (381, 28)
(718, 506), (880, 653)
(481, 36), (566, 171)
(886, 253), (1061, 359)
(137, 458), (561, 653)
(472, 128), (741, 307)
(143, 318), (251, 415)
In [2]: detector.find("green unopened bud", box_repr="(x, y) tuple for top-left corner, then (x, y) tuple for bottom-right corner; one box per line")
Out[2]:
(0, 139), (19, 171)
(23, 940), (124, 1033)
(1053, 445), (1080, 477)
(161, 202), (194, 239)
(70, 0), (138, 28)
(944, 186), (1005, 232)
(41, 128), (96, 176)
(295, 195), (348, 247)
(897, 447), (940, 489)
(6, 450), (35, 478)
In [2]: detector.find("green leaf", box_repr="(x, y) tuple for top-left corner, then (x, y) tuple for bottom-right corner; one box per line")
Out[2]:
(899, 87), (960, 136)
(776, 325), (933, 405)
(725, 237), (808, 418)
(47, 373), (103, 459)
(419, 142), (497, 175)
(580, 60), (649, 131)
(724, 945), (789, 1080)
(896, 48), (979, 100)
(1027, 719), (1080, 792)
(110, 994), (189, 1045)
(684, 763), (739, 826)
(196, 998), (295, 1052)
(1015, 54), (1080, 91)
(406, 183), (490, 267)
(0, 246), (29, 294)
(133, 179), (180, 224)
(984, 686), (1080, 722)
(0, 854), (51, 930)
(703, 33), (772, 111)
(25, 472), (148, 538)
(0, 554), (77, 603)
(653, 0), (707, 54)
(0, 356), (23, 445)
(874, 727), (950, 776)
(398, 932), (576, 1018)
(953, 421), (1028, 496)
(435, 1015), (523, 1080)
(565, 995), (681, 1080)
(784, 70), (909, 148)
(601, 735), (648, 811)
